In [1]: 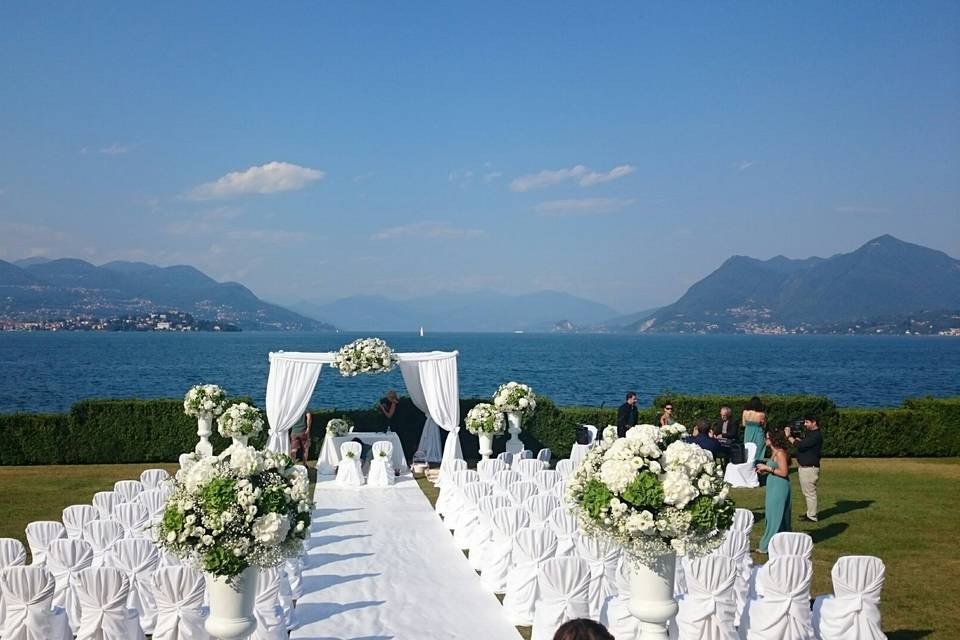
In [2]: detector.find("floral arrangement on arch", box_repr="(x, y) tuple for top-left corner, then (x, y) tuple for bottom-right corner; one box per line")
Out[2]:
(217, 402), (264, 439)
(332, 337), (398, 376)
(465, 403), (506, 435)
(183, 384), (228, 418)
(568, 423), (735, 563)
(492, 381), (537, 414)
(155, 446), (313, 581)
(326, 417), (353, 437)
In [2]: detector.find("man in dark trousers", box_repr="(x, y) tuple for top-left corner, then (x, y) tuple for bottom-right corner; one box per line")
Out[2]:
(787, 415), (823, 522)
(616, 391), (639, 438)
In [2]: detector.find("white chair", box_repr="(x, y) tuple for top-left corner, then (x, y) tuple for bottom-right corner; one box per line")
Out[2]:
(82, 519), (125, 568)
(552, 479), (569, 503)
(113, 502), (150, 539)
(570, 425), (596, 468)
(496, 451), (514, 468)
(335, 441), (365, 487)
(435, 459), (467, 517)
(548, 509), (579, 557)
(158, 550), (183, 568)
(752, 532), (814, 599)
(732, 508), (755, 535)
(139, 468), (171, 490)
(555, 458), (574, 479)
(522, 494), (561, 528)
(114, 479), (145, 503)
(723, 443), (759, 488)
(536, 448), (552, 469)
(534, 469), (561, 494)
(251, 567), (287, 640)
(75, 567), (145, 640)
(62, 505), (100, 540)
(477, 458), (507, 482)
(812, 556), (886, 640)
(93, 491), (122, 519)
(46, 538), (94, 633)
(152, 566), (208, 640)
(714, 529), (751, 627)
(740, 557), (814, 640)
(503, 527), (558, 625)
(280, 558), (303, 630)
(453, 481), (495, 550)
(531, 556), (591, 640)
(471, 495), (513, 571)
(367, 440), (396, 487)
(0, 539), (29, 630)
(134, 489), (167, 524)
(444, 469), (481, 532)
(575, 532), (620, 619)
(507, 480), (539, 507)
(480, 507), (531, 594)
(0, 565), (72, 640)
(599, 557), (639, 640)
(515, 458), (546, 481)
(676, 555), (738, 640)
(110, 538), (160, 634)
(25, 521), (66, 566)
(492, 469), (521, 496)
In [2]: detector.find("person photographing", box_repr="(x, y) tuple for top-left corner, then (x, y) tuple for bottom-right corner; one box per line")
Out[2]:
(786, 415), (823, 522)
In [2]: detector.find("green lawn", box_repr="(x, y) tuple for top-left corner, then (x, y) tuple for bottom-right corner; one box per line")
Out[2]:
(1, 460), (955, 639)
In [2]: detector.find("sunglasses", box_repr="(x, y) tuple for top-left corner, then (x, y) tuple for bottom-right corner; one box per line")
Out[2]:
(665, 407), (673, 411)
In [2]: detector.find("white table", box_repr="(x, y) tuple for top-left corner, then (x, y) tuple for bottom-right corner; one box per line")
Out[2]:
(316, 432), (409, 476)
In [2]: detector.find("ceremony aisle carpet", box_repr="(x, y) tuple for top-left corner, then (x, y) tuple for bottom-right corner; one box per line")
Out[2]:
(292, 476), (524, 640)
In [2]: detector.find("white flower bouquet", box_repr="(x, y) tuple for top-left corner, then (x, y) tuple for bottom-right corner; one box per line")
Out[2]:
(183, 384), (228, 418)
(332, 337), (398, 376)
(326, 418), (353, 437)
(216, 402), (264, 439)
(465, 403), (506, 435)
(568, 423), (735, 563)
(492, 381), (537, 414)
(156, 446), (313, 581)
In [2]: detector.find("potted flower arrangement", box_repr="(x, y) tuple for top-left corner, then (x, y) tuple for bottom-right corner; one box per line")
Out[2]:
(492, 381), (536, 455)
(465, 403), (506, 460)
(568, 423), (735, 636)
(331, 337), (398, 376)
(217, 402), (264, 449)
(183, 384), (228, 456)
(326, 417), (353, 437)
(157, 446), (313, 639)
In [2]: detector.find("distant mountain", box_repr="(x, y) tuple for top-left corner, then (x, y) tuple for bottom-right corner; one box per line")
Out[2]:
(633, 235), (960, 333)
(13, 257), (52, 268)
(0, 258), (335, 331)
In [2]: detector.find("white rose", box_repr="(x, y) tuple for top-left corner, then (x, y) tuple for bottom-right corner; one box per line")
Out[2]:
(251, 512), (291, 547)
(518, 397), (529, 409)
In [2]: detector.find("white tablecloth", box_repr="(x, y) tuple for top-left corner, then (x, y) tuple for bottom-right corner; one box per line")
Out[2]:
(316, 432), (409, 475)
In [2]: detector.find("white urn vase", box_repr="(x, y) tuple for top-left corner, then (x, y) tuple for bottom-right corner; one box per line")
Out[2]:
(477, 433), (494, 460)
(205, 567), (258, 639)
(504, 412), (524, 455)
(231, 435), (248, 449)
(628, 554), (679, 639)
(196, 414), (214, 457)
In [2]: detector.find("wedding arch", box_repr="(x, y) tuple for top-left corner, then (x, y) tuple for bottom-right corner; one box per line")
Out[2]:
(264, 350), (462, 465)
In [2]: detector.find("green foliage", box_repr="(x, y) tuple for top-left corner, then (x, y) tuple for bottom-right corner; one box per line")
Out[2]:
(653, 393), (841, 434)
(621, 470), (664, 510)
(200, 476), (236, 514)
(580, 478), (614, 520)
(688, 495), (718, 533)
(202, 545), (248, 577)
(161, 505), (184, 532)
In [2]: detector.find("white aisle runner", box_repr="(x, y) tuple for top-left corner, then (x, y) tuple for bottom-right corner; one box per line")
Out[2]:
(292, 476), (523, 640)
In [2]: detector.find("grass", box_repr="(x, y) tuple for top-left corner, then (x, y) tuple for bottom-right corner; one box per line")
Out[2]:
(1, 460), (955, 639)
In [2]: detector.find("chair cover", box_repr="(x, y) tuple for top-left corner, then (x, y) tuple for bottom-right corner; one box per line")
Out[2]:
(367, 441), (396, 487)
(25, 521), (66, 566)
(521, 449), (534, 459)
(280, 558), (303, 630)
(492, 470), (521, 496)
(471, 495), (513, 571)
(113, 502), (150, 539)
(535, 469), (561, 493)
(496, 451), (514, 467)
(599, 557), (639, 640)
(523, 494), (561, 528)
(503, 527), (558, 625)
(285, 557), (304, 600)
(507, 481), (539, 507)
(0, 565), (72, 640)
(676, 555), (738, 640)
(515, 458), (546, 481)
(114, 480), (145, 503)
(111, 538), (160, 634)
(733, 508), (755, 536)
(714, 529), (750, 626)
(812, 556), (886, 640)
(62, 505), (100, 540)
(453, 481), (495, 550)
(46, 538), (94, 633)
(575, 532), (621, 618)
(532, 556), (591, 640)
(553, 479), (569, 502)
(0, 537), (28, 623)
(741, 557), (814, 640)
(555, 458), (574, 479)
(251, 567), (287, 640)
(723, 443), (759, 488)
(435, 459), (467, 517)
(548, 509), (579, 557)
(139, 468), (171, 490)
(134, 489), (168, 523)
(444, 469), (481, 532)
(152, 565), (208, 640)
(82, 520), (125, 568)
(75, 567), (145, 640)
(159, 550), (183, 568)
(477, 458), (507, 482)
(480, 508), (531, 594)
(93, 491), (122, 519)
(753, 532), (814, 599)
(335, 441), (365, 487)
(536, 448), (552, 468)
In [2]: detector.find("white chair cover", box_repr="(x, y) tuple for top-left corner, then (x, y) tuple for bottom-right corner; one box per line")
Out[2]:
(367, 440), (396, 487)
(548, 509), (579, 557)
(159, 550), (183, 568)
(75, 567), (145, 640)
(521, 449), (534, 459)
(93, 491), (122, 519)
(536, 448), (552, 468)
(46, 538), (94, 633)
(134, 489), (168, 523)
(251, 567), (287, 640)
(152, 565), (208, 640)
(741, 557), (814, 640)
(82, 520), (125, 568)
(113, 480), (145, 503)
(531, 556), (591, 640)
(435, 459), (467, 517)
(575, 532), (621, 619)
(453, 482), (495, 550)
(812, 556), (886, 640)
(335, 441), (365, 487)
(496, 451), (514, 467)
(110, 538), (160, 634)
(139, 468), (171, 490)
(62, 505), (100, 540)
(471, 495), (513, 571)
(534, 469), (561, 493)
(523, 494), (561, 529)
(0, 537), (28, 625)
(480, 508), (531, 594)
(752, 532), (814, 599)
(444, 469), (481, 532)
(714, 529), (750, 626)
(507, 481), (540, 507)
(555, 458), (574, 479)
(552, 479), (569, 503)
(724, 443), (759, 488)
(599, 557), (639, 640)
(503, 527), (558, 625)
(733, 508), (755, 535)
(477, 458), (507, 482)
(25, 521), (66, 567)
(0, 565), (72, 640)
(492, 470), (521, 496)
(676, 555), (738, 640)
(515, 458), (546, 481)
(113, 502), (150, 539)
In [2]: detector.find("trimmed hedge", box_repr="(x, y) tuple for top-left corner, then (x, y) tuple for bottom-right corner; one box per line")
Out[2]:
(652, 393), (841, 435)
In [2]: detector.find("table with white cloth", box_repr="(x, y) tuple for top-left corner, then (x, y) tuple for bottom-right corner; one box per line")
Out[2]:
(316, 432), (409, 475)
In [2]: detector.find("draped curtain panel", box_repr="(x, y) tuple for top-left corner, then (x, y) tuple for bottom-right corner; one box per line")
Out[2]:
(398, 361), (443, 463)
(266, 355), (324, 454)
(413, 354), (463, 465)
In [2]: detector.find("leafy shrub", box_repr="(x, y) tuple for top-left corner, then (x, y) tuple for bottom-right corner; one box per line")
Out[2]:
(652, 393), (840, 435)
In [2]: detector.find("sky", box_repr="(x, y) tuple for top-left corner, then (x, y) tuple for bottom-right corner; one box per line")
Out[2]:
(0, 2), (958, 313)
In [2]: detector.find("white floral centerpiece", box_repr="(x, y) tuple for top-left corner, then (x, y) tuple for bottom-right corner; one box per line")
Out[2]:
(492, 381), (537, 414)
(217, 403), (264, 441)
(332, 337), (398, 376)
(183, 384), (228, 418)
(326, 418), (353, 437)
(465, 403), (506, 435)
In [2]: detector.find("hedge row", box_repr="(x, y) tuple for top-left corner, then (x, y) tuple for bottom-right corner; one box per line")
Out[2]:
(1, 395), (958, 465)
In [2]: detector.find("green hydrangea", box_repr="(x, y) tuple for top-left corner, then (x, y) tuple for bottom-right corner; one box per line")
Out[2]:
(161, 505), (184, 533)
(581, 479), (614, 520)
(715, 497), (736, 531)
(200, 476), (236, 515)
(621, 471), (664, 510)
(202, 544), (248, 577)
(689, 495), (717, 533)
(257, 485), (287, 514)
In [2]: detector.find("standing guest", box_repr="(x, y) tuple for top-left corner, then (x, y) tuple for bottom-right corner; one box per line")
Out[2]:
(379, 389), (399, 429)
(756, 429), (792, 553)
(716, 405), (739, 440)
(289, 411), (312, 464)
(616, 391), (639, 438)
(742, 396), (767, 462)
(659, 400), (676, 426)
(553, 619), (615, 640)
(787, 415), (823, 522)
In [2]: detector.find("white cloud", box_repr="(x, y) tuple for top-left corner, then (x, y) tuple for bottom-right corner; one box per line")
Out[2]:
(509, 164), (635, 192)
(226, 229), (309, 243)
(100, 143), (132, 156)
(371, 221), (485, 241)
(353, 172), (376, 184)
(734, 160), (755, 172)
(482, 171), (503, 183)
(834, 205), (891, 214)
(448, 169), (474, 187)
(533, 197), (637, 216)
(187, 161), (325, 200)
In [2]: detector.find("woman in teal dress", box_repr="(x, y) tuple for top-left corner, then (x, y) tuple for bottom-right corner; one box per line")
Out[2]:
(742, 396), (767, 463)
(756, 429), (792, 553)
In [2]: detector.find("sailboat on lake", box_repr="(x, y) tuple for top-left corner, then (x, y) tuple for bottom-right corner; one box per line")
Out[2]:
(419, 326), (425, 337)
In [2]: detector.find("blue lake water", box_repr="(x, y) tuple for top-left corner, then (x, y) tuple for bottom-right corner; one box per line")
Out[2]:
(1, 331), (958, 413)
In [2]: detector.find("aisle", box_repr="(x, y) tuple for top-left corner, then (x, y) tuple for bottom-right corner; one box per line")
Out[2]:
(292, 476), (523, 640)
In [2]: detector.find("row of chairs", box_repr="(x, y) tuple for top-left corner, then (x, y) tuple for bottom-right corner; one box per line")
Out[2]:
(335, 440), (396, 487)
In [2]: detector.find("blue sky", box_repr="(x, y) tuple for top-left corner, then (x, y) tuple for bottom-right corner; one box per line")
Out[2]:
(1, 2), (957, 312)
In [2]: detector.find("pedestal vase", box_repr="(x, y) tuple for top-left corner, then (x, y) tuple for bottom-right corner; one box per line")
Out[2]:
(504, 412), (524, 455)
(477, 433), (494, 460)
(196, 415), (214, 457)
(628, 554), (678, 639)
(205, 567), (258, 640)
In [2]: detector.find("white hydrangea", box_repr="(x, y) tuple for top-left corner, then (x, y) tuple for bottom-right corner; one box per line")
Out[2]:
(599, 458), (637, 493)
(662, 470), (699, 509)
(625, 510), (657, 536)
(226, 445), (262, 476)
(664, 440), (711, 477)
(251, 513), (291, 547)
(181, 457), (217, 492)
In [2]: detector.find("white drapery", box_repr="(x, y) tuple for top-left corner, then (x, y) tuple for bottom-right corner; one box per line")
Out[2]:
(398, 361), (442, 462)
(266, 353), (324, 454)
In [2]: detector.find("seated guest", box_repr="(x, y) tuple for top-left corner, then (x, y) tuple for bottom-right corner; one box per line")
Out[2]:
(689, 419), (723, 457)
(715, 405), (739, 440)
(553, 619), (615, 640)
